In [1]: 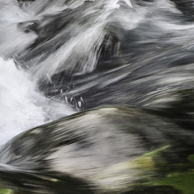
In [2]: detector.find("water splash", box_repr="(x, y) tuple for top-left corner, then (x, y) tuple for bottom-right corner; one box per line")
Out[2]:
(0, 57), (74, 145)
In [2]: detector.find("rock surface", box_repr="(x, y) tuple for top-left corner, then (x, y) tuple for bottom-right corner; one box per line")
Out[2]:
(0, 106), (193, 193)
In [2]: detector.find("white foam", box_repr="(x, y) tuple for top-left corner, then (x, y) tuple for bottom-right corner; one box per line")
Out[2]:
(0, 58), (74, 145)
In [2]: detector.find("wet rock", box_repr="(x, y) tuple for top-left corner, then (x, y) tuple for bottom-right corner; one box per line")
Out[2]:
(0, 106), (193, 193)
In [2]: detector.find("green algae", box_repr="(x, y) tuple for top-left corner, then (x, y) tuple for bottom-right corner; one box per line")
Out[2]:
(153, 172), (194, 194)
(143, 147), (194, 194)
(130, 146), (194, 194)
(132, 156), (155, 171)
(144, 146), (170, 157)
(188, 155), (194, 164)
(0, 188), (13, 194)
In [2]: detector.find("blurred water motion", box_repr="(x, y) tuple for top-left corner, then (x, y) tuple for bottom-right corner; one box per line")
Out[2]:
(0, 0), (194, 193)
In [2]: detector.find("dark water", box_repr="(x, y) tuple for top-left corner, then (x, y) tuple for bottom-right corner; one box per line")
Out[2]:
(1, 0), (194, 113)
(37, 0), (194, 111)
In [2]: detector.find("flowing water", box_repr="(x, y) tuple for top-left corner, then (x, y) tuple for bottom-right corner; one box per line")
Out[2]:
(1, 0), (194, 145)
(1, 1), (194, 193)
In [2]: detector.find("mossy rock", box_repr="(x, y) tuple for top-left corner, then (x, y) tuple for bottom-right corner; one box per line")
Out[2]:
(0, 106), (193, 193)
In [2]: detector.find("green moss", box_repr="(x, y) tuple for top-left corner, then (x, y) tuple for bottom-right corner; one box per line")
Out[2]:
(144, 146), (170, 157)
(153, 172), (194, 194)
(139, 147), (194, 194)
(132, 156), (155, 171)
(0, 188), (13, 194)
(134, 145), (171, 172)
(188, 155), (194, 164)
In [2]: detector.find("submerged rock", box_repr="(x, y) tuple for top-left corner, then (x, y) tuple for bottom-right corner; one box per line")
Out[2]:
(0, 106), (194, 193)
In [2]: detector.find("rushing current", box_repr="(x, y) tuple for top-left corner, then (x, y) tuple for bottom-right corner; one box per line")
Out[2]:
(0, 0), (194, 145)
(0, 0), (132, 144)
(1, 1), (194, 193)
